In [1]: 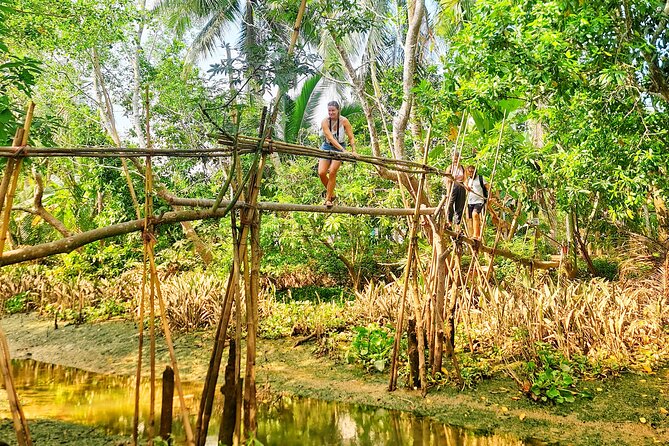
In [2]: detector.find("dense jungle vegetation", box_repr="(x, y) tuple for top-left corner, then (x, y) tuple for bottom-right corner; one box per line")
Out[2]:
(1, 0), (668, 413)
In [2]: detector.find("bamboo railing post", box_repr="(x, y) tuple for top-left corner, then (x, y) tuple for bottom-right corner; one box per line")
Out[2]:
(132, 241), (149, 446)
(147, 245), (195, 445)
(240, 124), (268, 439)
(196, 117), (246, 446)
(195, 267), (236, 446)
(232, 214), (243, 446)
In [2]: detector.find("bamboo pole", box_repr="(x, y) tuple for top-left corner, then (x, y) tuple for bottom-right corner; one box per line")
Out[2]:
(196, 111), (267, 446)
(243, 172), (264, 437)
(146, 243), (195, 445)
(0, 326), (32, 446)
(232, 214), (243, 446)
(198, 112), (268, 445)
(132, 242), (148, 446)
(388, 127), (432, 391)
(0, 202), (558, 269)
(0, 103), (34, 255)
(0, 129), (23, 217)
(239, 112), (269, 439)
(409, 129), (432, 395)
(0, 140), (450, 176)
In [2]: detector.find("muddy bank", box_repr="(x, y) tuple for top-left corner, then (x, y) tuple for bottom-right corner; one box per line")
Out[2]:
(2, 313), (668, 445)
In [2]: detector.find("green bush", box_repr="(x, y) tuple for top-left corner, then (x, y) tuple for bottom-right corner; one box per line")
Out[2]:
(592, 258), (619, 281)
(525, 343), (592, 404)
(4, 292), (33, 314)
(347, 324), (395, 373)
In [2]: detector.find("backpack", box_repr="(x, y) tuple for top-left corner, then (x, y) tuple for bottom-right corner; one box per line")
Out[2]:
(478, 175), (488, 203)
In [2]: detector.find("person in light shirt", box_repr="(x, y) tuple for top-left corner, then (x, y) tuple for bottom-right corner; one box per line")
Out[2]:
(466, 165), (489, 240)
(319, 101), (356, 208)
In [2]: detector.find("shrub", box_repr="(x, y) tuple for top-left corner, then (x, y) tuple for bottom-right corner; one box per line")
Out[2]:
(4, 292), (34, 314)
(347, 324), (395, 373)
(525, 343), (592, 404)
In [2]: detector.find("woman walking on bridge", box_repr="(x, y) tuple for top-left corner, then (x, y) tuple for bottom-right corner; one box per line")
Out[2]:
(319, 101), (356, 208)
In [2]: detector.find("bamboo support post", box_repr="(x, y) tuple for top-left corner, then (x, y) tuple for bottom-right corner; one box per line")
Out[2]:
(195, 268), (236, 446)
(388, 127), (432, 392)
(147, 245), (195, 445)
(149, 260), (157, 445)
(0, 326), (32, 446)
(0, 129), (23, 217)
(160, 366), (175, 443)
(132, 245), (149, 446)
(0, 103), (34, 255)
(240, 124), (268, 438)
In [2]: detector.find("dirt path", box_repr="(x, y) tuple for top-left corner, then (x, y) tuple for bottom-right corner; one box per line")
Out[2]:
(2, 313), (669, 446)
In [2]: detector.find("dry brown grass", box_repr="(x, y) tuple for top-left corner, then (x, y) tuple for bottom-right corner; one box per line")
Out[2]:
(2, 262), (667, 372)
(469, 275), (668, 369)
(161, 271), (225, 332)
(348, 270), (668, 372)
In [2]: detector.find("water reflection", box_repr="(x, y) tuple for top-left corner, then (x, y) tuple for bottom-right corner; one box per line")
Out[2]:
(257, 397), (529, 446)
(0, 360), (532, 445)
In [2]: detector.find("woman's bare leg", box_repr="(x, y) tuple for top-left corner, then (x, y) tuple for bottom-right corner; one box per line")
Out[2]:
(318, 159), (330, 189)
(472, 210), (482, 239)
(326, 160), (342, 201)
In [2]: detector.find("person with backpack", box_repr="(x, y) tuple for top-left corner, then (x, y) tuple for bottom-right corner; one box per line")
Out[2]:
(466, 165), (489, 240)
(445, 151), (467, 228)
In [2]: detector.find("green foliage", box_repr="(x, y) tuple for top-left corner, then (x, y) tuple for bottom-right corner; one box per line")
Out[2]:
(83, 298), (129, 321)
(312, 0), (377, 42)
(276, 286), (353, 303)
(591, 258), (619, 281)
(458, 353), (493, 388)
(525, 343), (592, 404)
(4, 292), (34, 314)
(347, 324), (395, 373)
(259, 299), (350, 340)
(283, 74), (323, 143)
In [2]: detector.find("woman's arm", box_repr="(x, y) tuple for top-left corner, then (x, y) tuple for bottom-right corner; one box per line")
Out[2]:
(343, 118), (356, 153)
(322, 119), (345, 151)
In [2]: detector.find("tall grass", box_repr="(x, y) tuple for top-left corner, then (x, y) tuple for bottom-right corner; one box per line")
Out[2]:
(2, 263), (667, 372)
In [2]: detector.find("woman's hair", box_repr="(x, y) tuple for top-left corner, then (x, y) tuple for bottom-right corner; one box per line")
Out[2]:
(327, 100), (340, 109)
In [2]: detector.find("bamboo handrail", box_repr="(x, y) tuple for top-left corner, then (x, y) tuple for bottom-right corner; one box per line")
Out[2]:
(0, 139), (450, 176)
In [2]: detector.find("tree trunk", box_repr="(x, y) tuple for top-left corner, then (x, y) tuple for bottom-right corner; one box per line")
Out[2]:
(332, 39), (383, 163)
(654, 189), (669, 246)
(392, 0), (425, 160)
(218, 340), (237, 446)
(407, 317), (420, 388)
(131, 0), (147, 145)
(318, 236), (361, 291)
(32, 171), (71, 238)
(170, 205), (213, 266)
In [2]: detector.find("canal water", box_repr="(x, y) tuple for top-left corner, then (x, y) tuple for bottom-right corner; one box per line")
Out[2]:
(0, 359), (535, 445)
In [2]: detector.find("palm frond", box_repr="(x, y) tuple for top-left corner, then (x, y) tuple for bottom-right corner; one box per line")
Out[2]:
(284, 74), (323, 143)
(186, 7), (240, 63)
(340, 103), (363, 119)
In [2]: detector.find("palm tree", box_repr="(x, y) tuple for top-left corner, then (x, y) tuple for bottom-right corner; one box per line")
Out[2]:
(155, 0), (241, 62)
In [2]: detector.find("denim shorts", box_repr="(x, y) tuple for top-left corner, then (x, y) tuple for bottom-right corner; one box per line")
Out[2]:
(320, 141), (345, 161)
